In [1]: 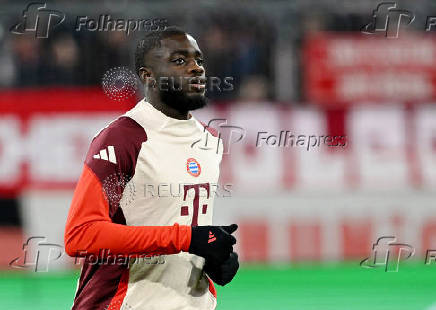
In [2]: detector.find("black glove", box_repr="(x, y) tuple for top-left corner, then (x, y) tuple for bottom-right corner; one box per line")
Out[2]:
(188, 224), (238, 265)
(204, 251), (239, 286)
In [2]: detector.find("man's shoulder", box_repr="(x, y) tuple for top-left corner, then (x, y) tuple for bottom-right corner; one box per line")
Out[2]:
(93, 116), (147, 147)
(85, 116), (148, 172)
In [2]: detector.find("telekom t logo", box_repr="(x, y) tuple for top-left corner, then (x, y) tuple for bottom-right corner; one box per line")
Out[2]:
(10, 2), (65, 38)
(180, 183), (210, 226)
(362, 2), (415, 38)
(360, 236), (415, 272)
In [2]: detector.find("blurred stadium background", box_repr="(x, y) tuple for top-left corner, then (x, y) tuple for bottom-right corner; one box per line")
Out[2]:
(1, 0), (436, 309)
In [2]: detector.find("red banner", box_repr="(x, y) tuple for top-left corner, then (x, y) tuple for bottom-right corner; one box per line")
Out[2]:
(303, 33), (436, 104)
(0, 87), (136, 196)
(1, 87), (436, 195)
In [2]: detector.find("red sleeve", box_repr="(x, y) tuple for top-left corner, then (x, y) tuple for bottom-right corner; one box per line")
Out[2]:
(64, 164), (191, 257)
(64, 117), (191, 257)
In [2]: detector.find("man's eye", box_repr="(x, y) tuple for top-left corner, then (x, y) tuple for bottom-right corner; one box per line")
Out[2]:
(172, 58), (185, 65)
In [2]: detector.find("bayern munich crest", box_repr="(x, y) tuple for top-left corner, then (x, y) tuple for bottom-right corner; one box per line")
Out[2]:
(102, 66), (138, 102)
(186, 158), (201, 177)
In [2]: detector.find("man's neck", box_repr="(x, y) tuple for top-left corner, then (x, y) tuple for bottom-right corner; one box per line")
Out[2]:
(147, 94), (189, 120)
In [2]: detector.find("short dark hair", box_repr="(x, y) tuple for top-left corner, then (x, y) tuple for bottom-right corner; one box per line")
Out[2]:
(134, 26), (187, 77)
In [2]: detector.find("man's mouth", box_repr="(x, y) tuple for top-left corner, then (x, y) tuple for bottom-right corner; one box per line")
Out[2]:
(188, 77), (206, 92)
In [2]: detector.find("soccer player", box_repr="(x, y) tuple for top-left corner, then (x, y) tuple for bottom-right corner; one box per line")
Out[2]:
(64, 27), (239, 310)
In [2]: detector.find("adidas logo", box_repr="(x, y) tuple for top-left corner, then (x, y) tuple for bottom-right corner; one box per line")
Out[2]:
(208, 231), (216, 243)
(93, 146), (117, 164)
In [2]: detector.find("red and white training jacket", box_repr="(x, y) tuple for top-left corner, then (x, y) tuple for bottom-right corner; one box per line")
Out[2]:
(64, 99), (223, 310)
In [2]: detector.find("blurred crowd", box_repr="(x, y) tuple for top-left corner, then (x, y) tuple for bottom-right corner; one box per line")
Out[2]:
(1, 1), (430, 103)
(0, 9), (276, 102)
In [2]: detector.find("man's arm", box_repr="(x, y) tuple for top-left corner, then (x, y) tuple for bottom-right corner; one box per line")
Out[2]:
(64, 163), (192, 257)
(63, 116), (192, 257)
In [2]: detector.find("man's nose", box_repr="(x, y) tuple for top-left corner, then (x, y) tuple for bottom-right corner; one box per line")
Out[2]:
(188, 60), (204, 75)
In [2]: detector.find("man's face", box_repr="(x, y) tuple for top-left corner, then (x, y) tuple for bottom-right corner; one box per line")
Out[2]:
(147, 33), (207, 113)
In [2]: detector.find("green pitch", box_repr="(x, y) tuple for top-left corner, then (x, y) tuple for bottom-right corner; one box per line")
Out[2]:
(0, 261), (435, 310)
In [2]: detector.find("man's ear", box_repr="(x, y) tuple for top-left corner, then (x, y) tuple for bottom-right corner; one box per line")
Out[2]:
(138, 67), (152, 83)
(139, 67), (157, 90)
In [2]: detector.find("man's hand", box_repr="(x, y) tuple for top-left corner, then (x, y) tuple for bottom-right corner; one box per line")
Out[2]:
(204, 251), (239, 286)
(188, 224), (238, 265)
